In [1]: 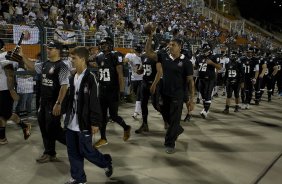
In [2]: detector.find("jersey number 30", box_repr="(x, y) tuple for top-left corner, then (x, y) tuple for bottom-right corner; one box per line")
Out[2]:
(99, 68), (111, 81)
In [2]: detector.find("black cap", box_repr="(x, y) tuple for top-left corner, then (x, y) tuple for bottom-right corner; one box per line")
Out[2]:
(134, 44), (142, 53)
(45, 41), (62, 50)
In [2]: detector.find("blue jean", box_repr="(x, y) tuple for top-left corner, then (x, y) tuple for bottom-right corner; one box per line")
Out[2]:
(16, 93), (33, 114)
(66, 129), (111, 183)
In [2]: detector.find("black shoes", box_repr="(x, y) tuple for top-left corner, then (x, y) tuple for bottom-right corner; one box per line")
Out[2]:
(36, 154), (59, 163)
(223, 108), (229, 114)
(183, 114), (192, 122)
(104, 154), (113, 177)
(135, 123), (149, 134)
(234, 106), (239, 112)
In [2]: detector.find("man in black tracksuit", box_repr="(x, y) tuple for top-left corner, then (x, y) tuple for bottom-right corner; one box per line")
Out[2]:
(21, 41), (68, 163)
(64, 47), (112, 184)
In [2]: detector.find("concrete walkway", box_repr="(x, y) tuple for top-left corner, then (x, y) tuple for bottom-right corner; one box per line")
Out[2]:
(1, 93), (282, 184)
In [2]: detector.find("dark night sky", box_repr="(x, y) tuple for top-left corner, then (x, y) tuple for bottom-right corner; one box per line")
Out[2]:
(236, 0), (282, 26)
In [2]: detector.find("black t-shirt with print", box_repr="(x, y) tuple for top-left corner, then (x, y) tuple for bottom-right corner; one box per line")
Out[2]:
(157, 52), (193, 99)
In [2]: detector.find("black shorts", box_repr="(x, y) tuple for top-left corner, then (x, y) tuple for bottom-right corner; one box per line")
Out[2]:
(226, 82), (240, 98)
(0, 90), (13, 120)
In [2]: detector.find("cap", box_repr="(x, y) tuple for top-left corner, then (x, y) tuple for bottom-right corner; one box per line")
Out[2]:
(45, 41), (62, 50)
(134, 44), (142, 53)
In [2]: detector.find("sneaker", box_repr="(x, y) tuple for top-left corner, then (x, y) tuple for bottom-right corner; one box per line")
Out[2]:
(65, 178), (86, 184)
(123, 126), (131, 141)
(165, 147), (175, 154)
(245, 104), (250, 109)
(200, 109), (208, 119)
(135, 123), (149, 134)
(23, 122), (31, 140)
(0, 138), (8, 145)
(255, 100), (259, 105)
(234, 106), (239, 112)
(104, 154), (113, 177)
(183, 114), (192, 122)
(222, 108), (229, 114)
(94, 139), (108, 148)
(241, 104), (246, 109)
(176, 126), (184, 140)
(36, 154), (50, 163)
(196, 98), (200, 104)
(132, 112), (139, 119)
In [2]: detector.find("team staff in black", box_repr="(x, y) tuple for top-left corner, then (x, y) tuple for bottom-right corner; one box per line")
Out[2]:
(64, 47), (112, 184)
(145, 30), (195, 154)
(195, 44), (222, 119)
(223, 52), (245, 114)
(94, 37), (131, 148)
(21, 41), (69, 163)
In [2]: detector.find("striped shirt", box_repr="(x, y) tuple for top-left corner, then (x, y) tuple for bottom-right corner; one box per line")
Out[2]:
(16, 68), (34, 94)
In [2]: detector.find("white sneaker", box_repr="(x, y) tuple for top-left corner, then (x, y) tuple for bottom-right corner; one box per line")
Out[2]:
(241, 104), (246, 109)
(246, 104), (250, 109)
(132, 112), (139, 119)
(65, 178), (86, 184)
(200, 109), (208, 119)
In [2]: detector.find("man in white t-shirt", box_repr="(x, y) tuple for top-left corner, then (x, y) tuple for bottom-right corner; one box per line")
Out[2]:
(124, 45), (143, 119)
(0, 39), (31, 145)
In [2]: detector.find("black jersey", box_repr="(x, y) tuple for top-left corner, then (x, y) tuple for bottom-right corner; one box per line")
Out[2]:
(258, 57), (266, 73)
(241, 57), (258, 79)
(274, 56), (282, 74)
(96, 51), (122, 90)
(141, 54), (157, 83)
(196, 54), (219, 80)
(265, 57), (277, 76)
(40, 60), (69, 100)
(157, 52), (193, 99)
(225, 60), (244, 83)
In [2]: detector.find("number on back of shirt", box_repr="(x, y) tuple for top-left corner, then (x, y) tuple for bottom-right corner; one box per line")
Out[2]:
(199, 62), (207, 72)
(228, 70), (237, 78)
(243, 64), (250, 74)
(99, 68), (110, 81)
(144, 64), (152, 76)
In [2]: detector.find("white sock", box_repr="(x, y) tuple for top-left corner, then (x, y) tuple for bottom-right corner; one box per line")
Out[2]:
(135, 101), (141, 114)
